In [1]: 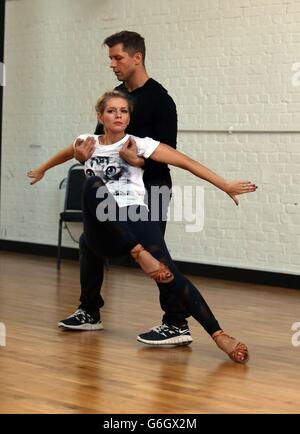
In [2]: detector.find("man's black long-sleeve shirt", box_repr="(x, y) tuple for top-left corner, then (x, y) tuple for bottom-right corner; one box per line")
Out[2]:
(95, 78), (177, 188)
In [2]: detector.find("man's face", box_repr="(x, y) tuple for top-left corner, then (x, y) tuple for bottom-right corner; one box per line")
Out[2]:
(108, 43), (137, 82)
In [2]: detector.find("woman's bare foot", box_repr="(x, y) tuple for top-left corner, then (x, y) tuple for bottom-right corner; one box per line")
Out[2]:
(212, 330), (249, 364)
(131, 244), (174, 283)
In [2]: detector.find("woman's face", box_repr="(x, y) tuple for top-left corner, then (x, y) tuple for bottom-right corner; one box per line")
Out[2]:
(98, 97), (130, 134)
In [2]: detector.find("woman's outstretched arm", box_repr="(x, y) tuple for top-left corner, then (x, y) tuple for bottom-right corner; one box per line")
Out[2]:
(27, 144), (74, 185)
(150, 143), (257, 205)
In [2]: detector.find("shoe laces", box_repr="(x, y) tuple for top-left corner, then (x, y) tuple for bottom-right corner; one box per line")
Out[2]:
(70, 309), (93, 322)
(152, 323), (177, 335)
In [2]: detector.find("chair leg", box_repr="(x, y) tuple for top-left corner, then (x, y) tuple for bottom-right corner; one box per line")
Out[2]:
(57, 218), (63, 270)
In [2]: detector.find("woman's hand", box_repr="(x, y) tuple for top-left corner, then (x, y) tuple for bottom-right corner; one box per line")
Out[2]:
(27, 168), (45, 185)
(225, 180), (257, 206)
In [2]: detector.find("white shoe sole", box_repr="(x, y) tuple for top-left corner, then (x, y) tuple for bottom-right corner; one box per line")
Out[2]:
(137, 335), (193, 346)
(57, 321), (103, 330)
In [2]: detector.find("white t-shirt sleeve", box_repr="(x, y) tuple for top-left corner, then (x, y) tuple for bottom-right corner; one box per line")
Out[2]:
(134, 136), (160, 159)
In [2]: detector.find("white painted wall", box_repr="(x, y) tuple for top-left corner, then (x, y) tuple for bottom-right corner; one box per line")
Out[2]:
(1, 0), (300, 275)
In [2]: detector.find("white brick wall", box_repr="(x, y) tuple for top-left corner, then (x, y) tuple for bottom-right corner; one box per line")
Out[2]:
(1, 0), (299, 275)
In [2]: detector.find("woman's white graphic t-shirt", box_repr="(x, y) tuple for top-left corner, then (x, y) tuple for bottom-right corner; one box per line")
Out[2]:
(74, 134), (160, 208)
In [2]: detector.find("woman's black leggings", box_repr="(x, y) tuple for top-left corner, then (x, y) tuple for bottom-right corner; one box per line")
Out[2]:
(82, 176), (221, 336)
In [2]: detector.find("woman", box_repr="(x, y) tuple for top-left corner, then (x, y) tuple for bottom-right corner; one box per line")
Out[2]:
(28, 91), (257, 363)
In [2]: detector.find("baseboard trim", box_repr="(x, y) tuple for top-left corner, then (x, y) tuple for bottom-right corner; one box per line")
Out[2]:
(0, 239), (298, 289)
(0, 239), (79, 260)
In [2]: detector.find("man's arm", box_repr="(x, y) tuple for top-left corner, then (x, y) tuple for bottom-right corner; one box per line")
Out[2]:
(27, 144), (74, 185)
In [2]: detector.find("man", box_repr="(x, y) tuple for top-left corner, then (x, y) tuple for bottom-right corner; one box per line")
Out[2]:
(58, 31), (192, 346)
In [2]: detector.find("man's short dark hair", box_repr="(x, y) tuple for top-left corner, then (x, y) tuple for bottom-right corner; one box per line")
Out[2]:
(103, 31), (146, 64)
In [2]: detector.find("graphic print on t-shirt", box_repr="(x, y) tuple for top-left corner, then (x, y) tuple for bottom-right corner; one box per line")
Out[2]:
(86, 155), (131, 197)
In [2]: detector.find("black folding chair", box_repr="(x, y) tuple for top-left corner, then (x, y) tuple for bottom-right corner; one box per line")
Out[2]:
(57, 164), (86, 270)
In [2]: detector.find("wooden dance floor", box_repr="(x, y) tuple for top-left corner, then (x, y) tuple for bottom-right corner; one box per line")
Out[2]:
(0, 251), (299, 414)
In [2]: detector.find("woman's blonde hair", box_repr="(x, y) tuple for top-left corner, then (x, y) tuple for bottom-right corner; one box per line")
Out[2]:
(95, 91), (133, 114)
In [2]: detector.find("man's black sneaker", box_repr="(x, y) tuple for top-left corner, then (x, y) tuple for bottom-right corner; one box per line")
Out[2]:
(137, 323), (193, 346)
(58, 309), (103, 330)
